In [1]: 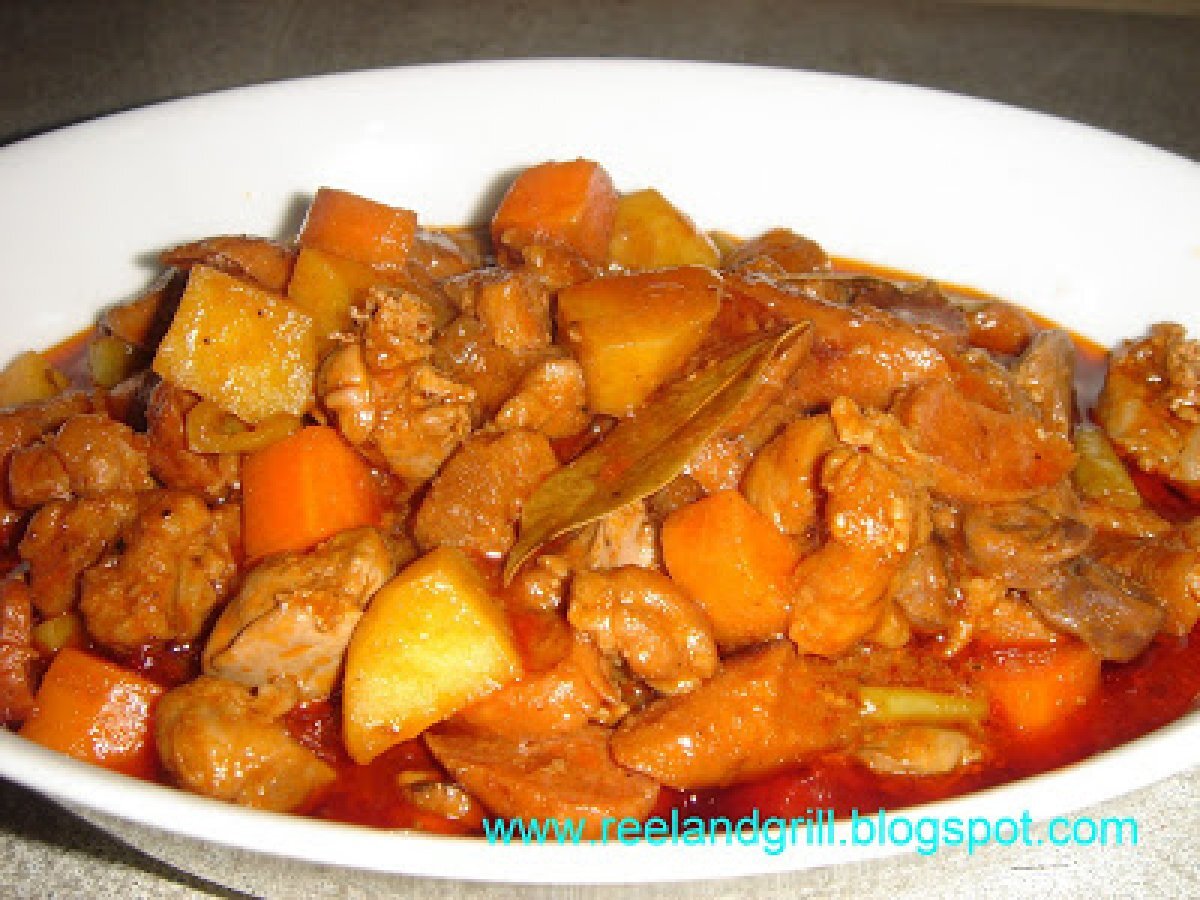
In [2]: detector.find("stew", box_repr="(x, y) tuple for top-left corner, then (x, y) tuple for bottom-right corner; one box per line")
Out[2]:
(1, 160), (1197, 838)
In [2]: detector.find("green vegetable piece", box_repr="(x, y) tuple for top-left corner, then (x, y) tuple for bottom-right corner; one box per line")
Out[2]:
(858, 685), (987, 726)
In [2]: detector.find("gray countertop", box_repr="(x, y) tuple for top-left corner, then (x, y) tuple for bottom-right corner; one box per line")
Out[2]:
(2, 1), (1198, 897)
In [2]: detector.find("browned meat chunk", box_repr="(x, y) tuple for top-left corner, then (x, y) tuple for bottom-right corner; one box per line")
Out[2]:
(318, 288), (476, 485)
(742, 414), (835, 543)
(568, 567), (718, 695)
(446, 267), (552, 354)
(79, 491), (239, 652)
(1096, 323), (1200, 495)
(493, 357), (588, 439)
(789, 447), (923, 657)
(730, 275), (952, 411)
(145, 381), (239, 501)
(0, 578), (36, 723)
(962, 501), (1091, 590)
(204, 527), (395, 699)
(413, 430), (557, 555)
(1028, 559), (1163, 662)
(456, 630), (625, 736)
(611, 641), (853, 789)
(9, 413), (153, 509)
(1094, 532), (1200, 636)
(161, 235), (294, 293)
(156, 676), (334, 812)
(725, 228), (829, 276)
(426, 726), (658, 838)
(893, 380), (1077, 502)
(571, 500), (658, 571)
(18, 493), (140, 617)
(1013, 329), (1075, 438)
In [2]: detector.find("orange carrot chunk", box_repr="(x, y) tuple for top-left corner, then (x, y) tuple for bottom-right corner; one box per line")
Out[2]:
(491, 159), (618, 265)
(298, 187), (418, 268)
(20, 648), (163, 778)
(242, 425), (382, 561)
(976, 641), (1101, 736)
(660, 490), (800, 648)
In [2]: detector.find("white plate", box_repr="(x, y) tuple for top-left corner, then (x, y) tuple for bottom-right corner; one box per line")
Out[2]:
(0, 59), (1198, 885)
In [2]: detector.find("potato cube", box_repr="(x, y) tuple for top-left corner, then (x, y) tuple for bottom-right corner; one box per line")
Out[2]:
(342, 547), (522, 764)
(153, 266), (317, 424)
(608, 189), (719, 270)
(557, 267), (722, 415)
(286, 248), (380, 344)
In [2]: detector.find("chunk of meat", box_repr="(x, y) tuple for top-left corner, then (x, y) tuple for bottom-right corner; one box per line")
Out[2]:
(958, 576), (1061, 649)
(729, 275), (952, 411)
(1012, 329), (1075, 438)
(319, 340), (475, 487)
(8, 413), (153, 509)
(893, 381), (1077, 502)
(725, 229), (829, 276)
(962, 501), (1091, 590)
(741, 414), (835, 543)
(455, 632), (625, 736)
(1096, 323), (1200, 495)
(572, 500), (657, 571)
(611, 641), (853, 790)
(1028, 559), (1163, 662)
(156, 676), (334, 812)
(161, 235), (295, 293)
(965, 301), (1035, 356)
(0, 578), (36, 723)
(789, 448), (924, 656)
(145, 381), (239, 501)
(317, 288), (476, 485)
(425, 726), (658, 838)
(1093, 532), (1200, 636)
(492, 357), (588, 439)
(413, 430), (557, 556)
(886, 542), (955, 633)
(204, 527), (395, 699)
(445, 267), (551, 354)
(79, 491), (240, 652)
(855, 726), (982, 776)
(360, 287), (438, 371)
(18, 493), (140, 617)
(568, 567), (718, 695)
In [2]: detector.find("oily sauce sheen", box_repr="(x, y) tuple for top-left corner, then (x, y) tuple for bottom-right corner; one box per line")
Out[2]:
(40, 265), (1200, 835)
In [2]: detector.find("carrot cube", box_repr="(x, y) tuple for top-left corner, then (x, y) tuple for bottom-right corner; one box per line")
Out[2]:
(491, 159), (618, 265)
(661, 490), (800, 648)
(20, 649), (163, 778)
(242, 425), (382, 561)
(299, 187), (418, 268)
(976, 642), (1101, 735)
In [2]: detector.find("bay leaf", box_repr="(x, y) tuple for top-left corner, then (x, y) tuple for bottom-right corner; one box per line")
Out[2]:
(503, 322), (811, 583)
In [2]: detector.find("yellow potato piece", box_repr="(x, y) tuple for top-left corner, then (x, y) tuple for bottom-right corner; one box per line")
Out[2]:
(608, 188), (719, 270)
(286, 247), (378, 345)
(342, 547), (522, 765)
(153, 265), (316, 424)
(557, 266), (722, 416)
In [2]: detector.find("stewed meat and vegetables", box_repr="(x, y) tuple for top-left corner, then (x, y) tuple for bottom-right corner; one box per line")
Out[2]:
(2, 160), (1199, 833)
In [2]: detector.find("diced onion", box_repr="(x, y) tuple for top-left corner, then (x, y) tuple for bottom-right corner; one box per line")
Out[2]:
(88, 335), (145, 388)
(186, 400), (301, 455)
(1072, 423), (1142, 509)
(0, 351), (68, 407)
